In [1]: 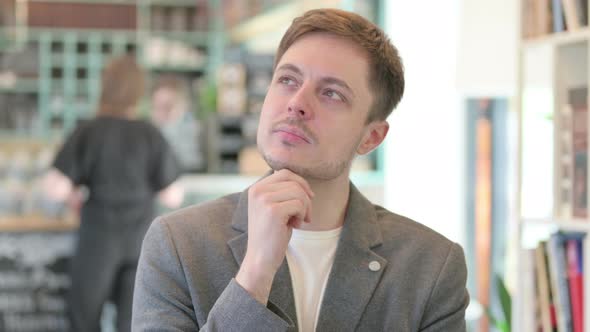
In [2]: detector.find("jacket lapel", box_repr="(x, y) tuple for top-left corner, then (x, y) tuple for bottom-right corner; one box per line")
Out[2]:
(315, 184), (387, 331)
(226, 187), (298, 331)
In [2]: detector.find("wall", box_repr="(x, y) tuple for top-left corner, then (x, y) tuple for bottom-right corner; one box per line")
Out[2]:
(383, 0), (465, 245)
(382, 0), (519, 245)
(456, 0), (519, 97)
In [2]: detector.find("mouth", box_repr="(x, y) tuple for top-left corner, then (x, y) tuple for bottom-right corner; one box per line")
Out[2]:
(273, 126), (312, 144)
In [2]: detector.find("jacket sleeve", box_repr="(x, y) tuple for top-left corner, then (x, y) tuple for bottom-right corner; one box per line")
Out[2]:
(419, 243), (470, 332)
(132, 218), (294, 332)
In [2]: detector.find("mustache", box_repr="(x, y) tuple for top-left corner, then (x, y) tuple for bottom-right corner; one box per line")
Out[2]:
(271, 119), (318, 143)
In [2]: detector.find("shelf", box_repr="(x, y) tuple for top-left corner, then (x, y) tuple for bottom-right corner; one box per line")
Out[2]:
(522, 218), (590, 232)
(179, 174), (259, 195)
(179, 169), (384, 196)
(26, 28), (138, 40)
(0, 0), (222, 144)
(228, 1), (302, 44)
(147, 65), (206, 73)
(147, 31), (209, 46)
(0, 79), (38, 93)
(0, 137), (59, 149)
(27, 0), (137, 3)
(523, 27), (590, 48)
(144, 0), (202, 6)
(227, 0), (342, 49)
(0, 215), (78, 232)
(26, 0), (202, 5)
(0, 129), (73, 141)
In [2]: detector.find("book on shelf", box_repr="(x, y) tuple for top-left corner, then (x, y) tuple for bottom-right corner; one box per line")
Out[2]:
(521, 0), (589, 38)
(526, 232), (586, 332)
(552, 0), (568, 32)
(562, 0), (589, 30)
(547, 233), (574, 331)
(566, 235), (585, 332)
(521, 248), (539, 331)
(535, 241), (558, 331)
(538, 0), (553, 35)
(522, 0), (551, 38)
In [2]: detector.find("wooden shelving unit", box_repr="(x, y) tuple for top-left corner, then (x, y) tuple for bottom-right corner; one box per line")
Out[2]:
(0, 0), (220, 137)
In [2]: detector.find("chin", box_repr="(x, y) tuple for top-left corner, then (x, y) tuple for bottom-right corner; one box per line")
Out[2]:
(263, 153), (299, 173)
(262, 152), (350, 182)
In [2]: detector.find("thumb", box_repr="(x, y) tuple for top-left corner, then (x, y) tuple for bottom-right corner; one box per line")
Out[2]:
(287, 216), (304, 229)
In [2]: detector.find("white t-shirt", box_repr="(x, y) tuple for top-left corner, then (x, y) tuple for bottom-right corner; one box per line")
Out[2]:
(285, 227), (343, 332)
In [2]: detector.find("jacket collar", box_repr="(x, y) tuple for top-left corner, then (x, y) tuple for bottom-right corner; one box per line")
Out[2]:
(227, 178), (385, 331)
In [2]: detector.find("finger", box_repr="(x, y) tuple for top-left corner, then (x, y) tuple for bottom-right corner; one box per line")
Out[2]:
(270, 182), (311, 223)
(265, 181), (312, 200)
(275, 200), (307, 226)
(288, 215), (305, 229)
(262, 187), (311, 218)
(305, 201), (312, 223)
(269, 169), (314, 198)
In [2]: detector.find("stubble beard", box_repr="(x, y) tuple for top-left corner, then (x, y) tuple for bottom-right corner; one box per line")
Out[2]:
(260, 144), (357, 182)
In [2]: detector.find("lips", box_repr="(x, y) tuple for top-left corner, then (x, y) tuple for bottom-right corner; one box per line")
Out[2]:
(273, 125), (312, 143)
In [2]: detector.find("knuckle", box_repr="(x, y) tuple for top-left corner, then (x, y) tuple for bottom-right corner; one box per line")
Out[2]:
(295, 200), (304, 211)
(268, 204), (281, 216)
(289, 182), (303, 193)
(259, 193), (272, 204)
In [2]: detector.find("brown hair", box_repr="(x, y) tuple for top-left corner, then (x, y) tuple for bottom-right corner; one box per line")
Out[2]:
(275, 8), (404, 123)
(98, 55), (145, 118)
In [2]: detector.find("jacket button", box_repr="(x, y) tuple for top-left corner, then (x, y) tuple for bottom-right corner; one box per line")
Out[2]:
(369, 260), (381, 272)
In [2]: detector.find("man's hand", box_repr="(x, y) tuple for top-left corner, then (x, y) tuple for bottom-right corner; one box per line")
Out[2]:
(236, 169), (314, 304)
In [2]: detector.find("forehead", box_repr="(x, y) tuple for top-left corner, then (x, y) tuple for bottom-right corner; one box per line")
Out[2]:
(153, 87), (177, 99)
(277, 33), (371, 93)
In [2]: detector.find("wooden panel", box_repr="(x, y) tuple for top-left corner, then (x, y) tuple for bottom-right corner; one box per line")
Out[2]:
(0, 215), (78, 232)
(28, 2), (137, 30)
(0, 0), (16, 27)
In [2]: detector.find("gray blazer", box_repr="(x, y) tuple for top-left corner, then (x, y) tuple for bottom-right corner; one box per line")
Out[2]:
(132, 183), (469, 331)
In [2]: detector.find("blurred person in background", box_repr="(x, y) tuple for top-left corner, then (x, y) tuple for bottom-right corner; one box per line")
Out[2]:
(42, 55), (184, 332)
(151, 75), (204, 172)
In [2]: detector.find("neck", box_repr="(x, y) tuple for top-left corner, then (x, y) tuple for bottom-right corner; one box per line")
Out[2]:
(98, 106), (137, 119)
(297, 170), (351, 231)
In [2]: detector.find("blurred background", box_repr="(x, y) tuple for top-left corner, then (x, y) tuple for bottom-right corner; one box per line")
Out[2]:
(0, 0), (588, 331)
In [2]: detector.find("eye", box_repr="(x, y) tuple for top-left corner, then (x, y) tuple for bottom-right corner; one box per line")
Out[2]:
(278, 76), (297, 86)
(324, 89), (345, 102)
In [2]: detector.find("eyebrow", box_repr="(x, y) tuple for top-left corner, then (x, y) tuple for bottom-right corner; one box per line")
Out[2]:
(276, 63), (356, 98)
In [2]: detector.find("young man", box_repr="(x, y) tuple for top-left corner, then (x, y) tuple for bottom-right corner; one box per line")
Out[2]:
(132, 8), (469, 332)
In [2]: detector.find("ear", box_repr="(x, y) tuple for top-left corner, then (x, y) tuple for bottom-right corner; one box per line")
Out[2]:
(357, 121), (389, 155)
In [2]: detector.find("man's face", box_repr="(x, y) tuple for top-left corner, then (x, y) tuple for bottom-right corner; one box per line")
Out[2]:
(257, 32), (379, 181)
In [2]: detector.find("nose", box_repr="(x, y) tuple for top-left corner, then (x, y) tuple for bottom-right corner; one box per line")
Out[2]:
(287, 86), (313, 120)
(288, 106), (306, 117)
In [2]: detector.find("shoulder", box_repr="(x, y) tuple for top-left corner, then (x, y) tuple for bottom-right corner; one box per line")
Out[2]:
(133, 120), (171, 145)
(68, 119), (95, 137)
(57, 120), (97, 149)
(372, 205), (464, 269)
(370, 205), (467, 304)
(135, 118), (159, 131)
(375, 205), (455, 247)
(125, 119), (160, 136)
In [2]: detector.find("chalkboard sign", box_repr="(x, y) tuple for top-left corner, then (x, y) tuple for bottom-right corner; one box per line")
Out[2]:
(0, 232), (75, 332)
